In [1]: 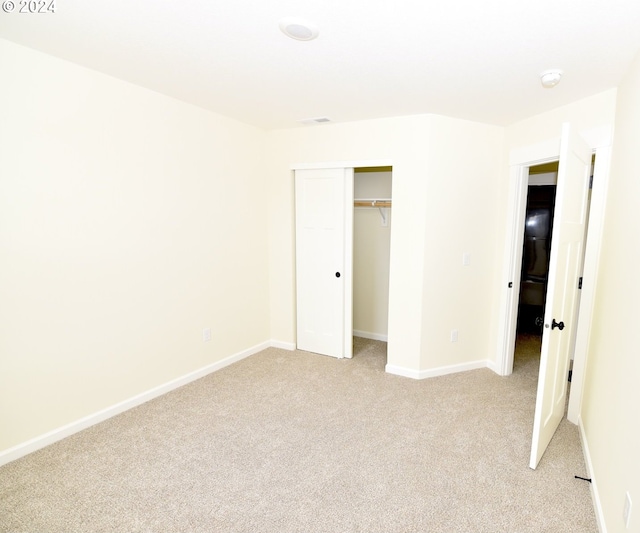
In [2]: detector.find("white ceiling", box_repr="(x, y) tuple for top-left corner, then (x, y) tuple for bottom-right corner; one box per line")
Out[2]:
(2, 0), (640, 130)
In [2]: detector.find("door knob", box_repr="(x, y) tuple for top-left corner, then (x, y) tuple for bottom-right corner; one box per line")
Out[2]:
(551, 319), (565, 330)
(335, 272), (341, 278)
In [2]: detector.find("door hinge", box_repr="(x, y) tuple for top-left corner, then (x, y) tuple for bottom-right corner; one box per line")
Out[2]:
(578, 277), (583, 289)
(589, 175), (594, 190)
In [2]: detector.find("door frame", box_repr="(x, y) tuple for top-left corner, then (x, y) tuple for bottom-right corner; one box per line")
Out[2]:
(496, 128), (612, 424)
(292, 159), (394, 359)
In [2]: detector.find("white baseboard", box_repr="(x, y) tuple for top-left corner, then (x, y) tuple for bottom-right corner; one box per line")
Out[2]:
(384, 364), (423, 379)
(385, 359), (489, 380)
(485, 359), (499, 374)
(0, 341), (271, 467)
(353, 330), (388, 342)
(578, 416), (607, 533)
(269, 339), (296, 351)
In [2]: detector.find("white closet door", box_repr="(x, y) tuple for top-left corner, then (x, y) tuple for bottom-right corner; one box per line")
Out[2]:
(295, 168), (353, 358)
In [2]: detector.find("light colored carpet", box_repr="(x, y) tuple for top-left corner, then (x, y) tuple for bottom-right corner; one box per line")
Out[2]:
(0, 336), (597, 532)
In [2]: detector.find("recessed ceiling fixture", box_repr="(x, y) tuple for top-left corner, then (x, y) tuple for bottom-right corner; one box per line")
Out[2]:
(540, 69), (563, 88)
(279, 17), (319, 41)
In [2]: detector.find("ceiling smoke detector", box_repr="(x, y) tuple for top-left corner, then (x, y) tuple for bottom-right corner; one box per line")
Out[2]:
(540, 69), (563, 88)
(279, 18), (319, 41)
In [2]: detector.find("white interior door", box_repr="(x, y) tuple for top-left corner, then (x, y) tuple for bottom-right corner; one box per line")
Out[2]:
(295, 168), (353, 359)
(529, 124), (591, 469)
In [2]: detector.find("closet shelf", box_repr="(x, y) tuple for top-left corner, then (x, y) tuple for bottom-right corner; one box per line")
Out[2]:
(354, 199), (392, 208)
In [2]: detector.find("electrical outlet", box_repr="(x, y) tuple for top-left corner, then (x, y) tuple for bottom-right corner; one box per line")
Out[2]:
(203, 328), (212, 342)
(623, 491), (632, 529)
(462, 252), (471, 266)
(450, 329), (458, 343)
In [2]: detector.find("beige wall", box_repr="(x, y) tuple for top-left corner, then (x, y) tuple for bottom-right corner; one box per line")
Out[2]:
(504, 89), (617, 152)
(353, 171), (392, 339)
(418, 115), (505, 371)
(265, 116), (504, 374)
(581, 51), (640, 532)
(0, 40), (270, 453)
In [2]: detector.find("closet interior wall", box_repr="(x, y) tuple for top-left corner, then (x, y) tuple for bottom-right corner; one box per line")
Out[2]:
(353, 169), (392, 342)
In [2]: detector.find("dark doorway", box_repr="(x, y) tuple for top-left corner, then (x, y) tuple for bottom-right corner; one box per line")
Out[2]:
(516, 183), (557, 334)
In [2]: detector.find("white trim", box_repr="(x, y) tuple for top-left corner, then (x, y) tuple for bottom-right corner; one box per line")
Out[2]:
(567, 146), (612, 424)
(343, 169), (354, 359)
(578, 416), (607, 533)
(291, 159), (393, 171)
(385, 364), (423, 379)
(496, 164), (530, 376)
(269, 339), (296, 351)
(0, 341), (270, 467)
(353, 330), (388, 342)
(385, 360), (489, 380)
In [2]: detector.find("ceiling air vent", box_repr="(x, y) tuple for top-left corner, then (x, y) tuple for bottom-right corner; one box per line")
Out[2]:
(299, 117), (332, 125)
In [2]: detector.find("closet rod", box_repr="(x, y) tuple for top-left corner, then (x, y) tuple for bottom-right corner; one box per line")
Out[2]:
(354, 200), (392, 208)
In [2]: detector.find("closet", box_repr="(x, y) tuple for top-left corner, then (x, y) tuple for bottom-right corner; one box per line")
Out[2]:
(353, 167), (392, 342)
(294, 164), (392, 359)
